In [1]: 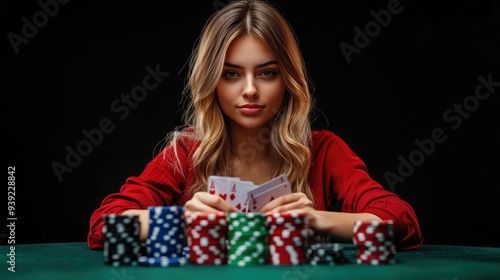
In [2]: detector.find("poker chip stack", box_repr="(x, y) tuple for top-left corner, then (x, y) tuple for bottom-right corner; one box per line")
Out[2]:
(266, 212), (309, 265)
(138, 206), (188, 266)
(186, 212), (228, 265)
(102, 214), (141, 267)
(353, 220), (396, 265)
(227, 212), (269, 266)
(305, 243), (347, 265)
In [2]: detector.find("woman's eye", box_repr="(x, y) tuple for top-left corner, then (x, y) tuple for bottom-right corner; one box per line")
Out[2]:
(222, 71), (239, 79)
(260, 70), (277, 78)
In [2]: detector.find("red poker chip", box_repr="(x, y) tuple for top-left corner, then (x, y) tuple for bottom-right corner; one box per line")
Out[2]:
(189, 244), (227, 265)
(353, 222), (394, 245)
(359, 253), (393, 261)
(357, 258), (397, 265)
(266, 212), (309, 266)
(186, 213), (227, 226)
(353, 220), (397, 265)
(186, 213), (229, 265)
(356, 248), (395, 257)
(268, 245), (306, 262)
(269, 229), (309, 239)
(265, 212), (308, 225)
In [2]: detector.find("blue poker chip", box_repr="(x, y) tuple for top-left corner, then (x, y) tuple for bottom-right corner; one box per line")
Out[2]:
(140, 206), (190, 266)
(137, 246), (190, 267)
(146, 206), (186, 256)
(182, 246), (190, 259)
(138, 256), (188, 267)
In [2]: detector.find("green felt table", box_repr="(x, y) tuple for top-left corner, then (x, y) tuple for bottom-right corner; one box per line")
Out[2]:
(2, 242), (500, 280)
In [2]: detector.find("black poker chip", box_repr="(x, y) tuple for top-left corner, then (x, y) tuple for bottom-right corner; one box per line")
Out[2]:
(306, 243), (347, 265)
(102, 214), (141, 266)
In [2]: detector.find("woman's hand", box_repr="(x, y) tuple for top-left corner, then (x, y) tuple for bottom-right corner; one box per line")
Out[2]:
(184, 191), (237, 216)
(121, 209), (149, 242)
(259, 192), (314, 214)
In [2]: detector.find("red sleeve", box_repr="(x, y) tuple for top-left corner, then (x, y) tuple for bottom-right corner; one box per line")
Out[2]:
(87, 138), (195, 250)
(310, 130), (424, 250)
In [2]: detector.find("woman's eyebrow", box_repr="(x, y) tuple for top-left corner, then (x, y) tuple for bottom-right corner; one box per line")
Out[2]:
(223, 60), (278, 69)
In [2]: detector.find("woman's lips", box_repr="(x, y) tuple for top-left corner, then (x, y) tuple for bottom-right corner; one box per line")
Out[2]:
(237, 104), (264, 115)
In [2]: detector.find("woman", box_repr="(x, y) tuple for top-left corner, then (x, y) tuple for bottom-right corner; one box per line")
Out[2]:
(88, 0), (423, 250)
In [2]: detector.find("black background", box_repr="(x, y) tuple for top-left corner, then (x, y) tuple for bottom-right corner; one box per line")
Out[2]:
(2, 0), (499, 248)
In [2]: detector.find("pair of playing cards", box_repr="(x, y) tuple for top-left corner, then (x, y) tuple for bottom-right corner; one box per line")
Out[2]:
(207, 173), (291, 212)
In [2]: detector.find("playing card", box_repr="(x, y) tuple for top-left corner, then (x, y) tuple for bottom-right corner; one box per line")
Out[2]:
(241, 173), (289, 212)
(244, 173), (289, 200)
(237, 183), (256, 212)
(207, 175), (240, 201)
(227, 179), (255, 211)
(207, 173), (290, 213)
(257, 173), (289, 191)
(248, 181), (292, 212)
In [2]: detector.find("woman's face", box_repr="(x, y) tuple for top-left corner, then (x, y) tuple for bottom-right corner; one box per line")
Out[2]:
(216, 34), (286, 132)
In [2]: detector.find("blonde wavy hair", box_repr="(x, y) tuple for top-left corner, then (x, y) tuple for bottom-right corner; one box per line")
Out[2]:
(166, 0), (315, 204)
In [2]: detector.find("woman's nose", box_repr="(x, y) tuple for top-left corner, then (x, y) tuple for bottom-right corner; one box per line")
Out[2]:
(242, 76), (258, 98)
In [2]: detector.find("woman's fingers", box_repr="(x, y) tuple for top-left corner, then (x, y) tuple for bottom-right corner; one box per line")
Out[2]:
(184, 192), (237, 215)
(260, 192), (313, 213)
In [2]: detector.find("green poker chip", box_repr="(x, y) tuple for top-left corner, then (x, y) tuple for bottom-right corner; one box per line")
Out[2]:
(227, 212), (269, 266)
